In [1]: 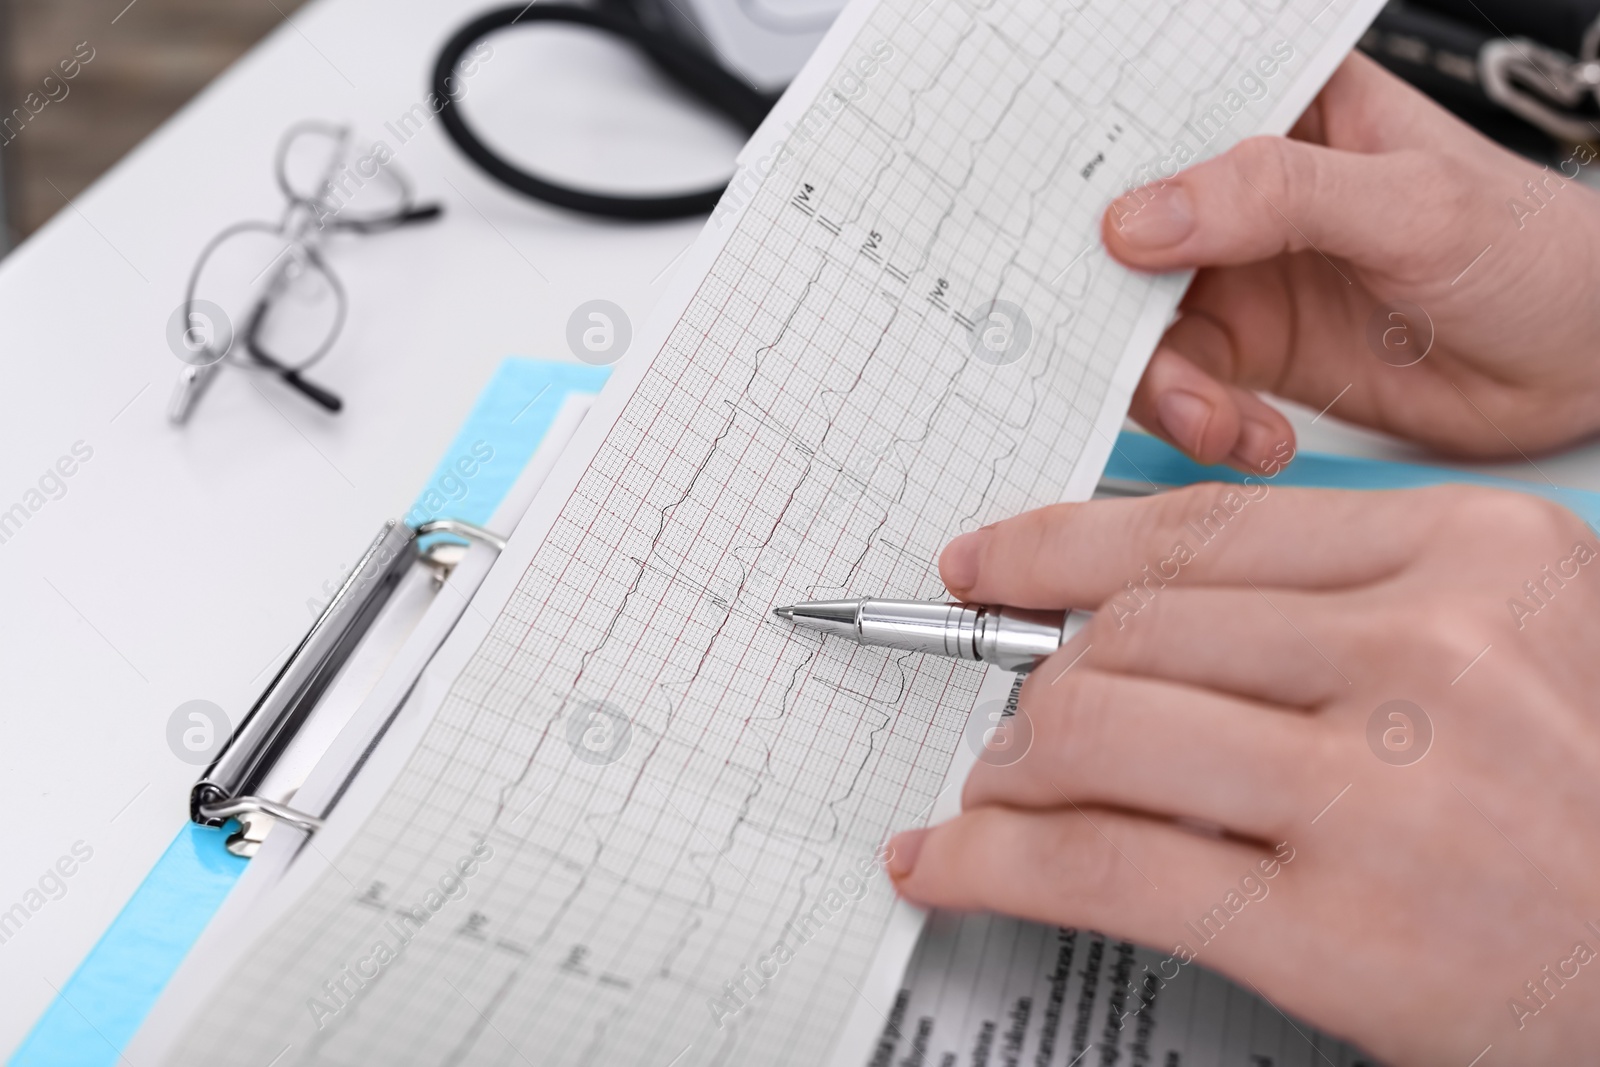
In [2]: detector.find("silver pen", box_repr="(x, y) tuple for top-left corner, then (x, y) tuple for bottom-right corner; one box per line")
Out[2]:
(772, 598), (1088, 673)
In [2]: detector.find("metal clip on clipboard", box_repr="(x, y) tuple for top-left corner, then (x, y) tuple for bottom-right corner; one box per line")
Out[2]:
(190, 516), (507, 856)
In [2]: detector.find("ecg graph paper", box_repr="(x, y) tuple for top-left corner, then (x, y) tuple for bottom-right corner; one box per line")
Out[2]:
(164, 0), (1375, 1063)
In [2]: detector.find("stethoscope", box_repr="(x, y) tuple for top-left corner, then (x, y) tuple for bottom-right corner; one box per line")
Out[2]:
(430, 2), (780, 220)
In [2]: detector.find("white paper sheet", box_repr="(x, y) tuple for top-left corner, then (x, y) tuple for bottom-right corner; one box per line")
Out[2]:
(875, 912), (1378, 1067)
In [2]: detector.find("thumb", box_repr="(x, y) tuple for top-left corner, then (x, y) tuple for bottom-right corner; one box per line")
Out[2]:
(1101, 136), (1460, 276)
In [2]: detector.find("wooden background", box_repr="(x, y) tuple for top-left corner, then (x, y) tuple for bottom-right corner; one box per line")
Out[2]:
(1, 0), (308, 247)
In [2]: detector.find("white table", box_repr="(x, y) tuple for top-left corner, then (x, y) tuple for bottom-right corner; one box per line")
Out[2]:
(1, 0), (1595, 1055)
(0, 0), (744, 1049)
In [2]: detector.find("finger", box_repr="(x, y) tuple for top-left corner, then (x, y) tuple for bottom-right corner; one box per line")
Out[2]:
(886, 806), (1294, 979)
(941, 483), (1435, 607)
(1100, 134), (1494, 281)
(963, 669), (1323, 840)
(1288, 52), (1482, 155)
(1170, 252), (1600, 459)
(1066, 587), (1356, 706)
(1126, 315), (1297, 470)
(1160, 259), (1374, 423)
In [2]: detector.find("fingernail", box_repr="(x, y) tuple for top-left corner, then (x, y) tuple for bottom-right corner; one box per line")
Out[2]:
(1156, 389), (1214, 456)
(942, 529), (987, 593)
(1229, 416), (1278, 468)
(886, 829), (927, 880)
(1116, 186), (1194, 248)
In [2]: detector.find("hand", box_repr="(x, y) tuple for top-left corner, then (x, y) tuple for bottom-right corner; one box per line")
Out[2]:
(887, 484), (1600, 1065)
(1104, 53), (1600, 470)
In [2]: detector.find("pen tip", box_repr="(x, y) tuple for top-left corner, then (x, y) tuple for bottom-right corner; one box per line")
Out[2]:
(773, 606), (794, 621)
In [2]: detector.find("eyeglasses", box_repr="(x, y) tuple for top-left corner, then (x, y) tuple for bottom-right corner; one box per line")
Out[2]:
(166, 120), (442, 423)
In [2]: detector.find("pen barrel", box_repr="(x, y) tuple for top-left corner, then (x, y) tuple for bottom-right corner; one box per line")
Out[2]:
(852, 600), (1069, 672)
(856, 599), (983, 660)
(973, 606), (1069, 672)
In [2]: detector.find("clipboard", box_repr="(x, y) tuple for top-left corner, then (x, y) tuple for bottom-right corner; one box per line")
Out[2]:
(11, 356), (610, 1067)
(16, 382), (1600, 1065)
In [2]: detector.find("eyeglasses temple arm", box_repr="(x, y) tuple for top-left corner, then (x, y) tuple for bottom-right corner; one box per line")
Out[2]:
(243, 298), (345, 413)
(331, 202), (444, 234)
(278, 369), (344, 412)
